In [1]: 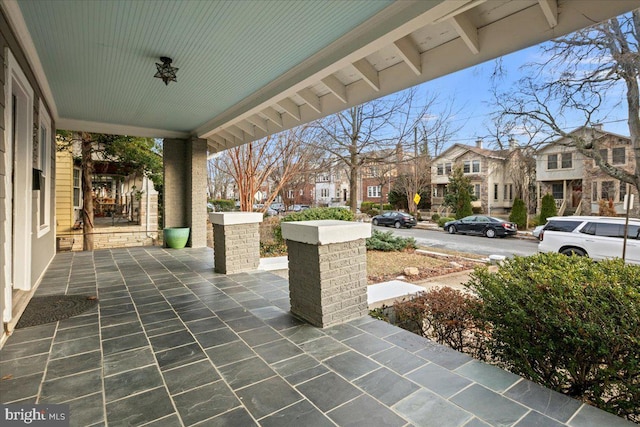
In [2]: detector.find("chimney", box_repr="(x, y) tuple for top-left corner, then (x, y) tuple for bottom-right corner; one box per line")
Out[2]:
(509, 137), (518, 151)
(592, 123), (603, 130)
(475, 138), (483, 149)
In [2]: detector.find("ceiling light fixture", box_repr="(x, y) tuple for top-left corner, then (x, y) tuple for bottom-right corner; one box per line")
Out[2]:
(154, 57), (178, 85)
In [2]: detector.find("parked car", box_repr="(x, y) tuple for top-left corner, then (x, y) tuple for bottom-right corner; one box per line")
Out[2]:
(444, 215), (517, 238)
(538, 216), (640, 264)
(265, 207), (279, 216)
(371, 211), (417, 229)
(289, 204), (310, 212)
(270, 203), (285, 213)
(532, 225), (544, 239)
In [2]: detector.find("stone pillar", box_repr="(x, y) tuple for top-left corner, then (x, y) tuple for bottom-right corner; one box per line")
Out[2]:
(163, 138), (208, 247)
(281, 220), (371, 328)
(210, 212), (263, 274)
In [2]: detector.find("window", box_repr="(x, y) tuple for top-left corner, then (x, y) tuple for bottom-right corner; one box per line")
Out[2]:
(601, 181), (614, 200)
(367, 186), (381, 198)
(592, 182), (598, 201)
(620, 182), (627, 203)
(612, 147), (626, 165)
(503, 184), (513, 201)
(474, 184), (480, 198)
(37, 101), (51, 236)
(463, 161), (470, 173)
(503, 184), (508, 201)
(472, 160), (480, 173)
(561, 153), (572, 169)
(320, 188), (329, 198)
(445, 163), (452, 175)
(509, 184), (513, 201)
(494, 184), (498, 201)
(547, 154), (558, 169)
(552, 183), (563, 200)
(437, 164), (443, 175)
(545, 220), (582, 232)
(287, 190), (294, 198)
(73, 168), (81, 207)
(299, 189), (304, 196)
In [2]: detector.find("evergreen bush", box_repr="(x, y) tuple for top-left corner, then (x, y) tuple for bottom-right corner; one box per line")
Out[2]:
(509, 198), (527, 229)
(539, 193), (557, 224)
(466, 254), (640, 421)
(366, 230), (416, 251)
(437, 216), (455, 228)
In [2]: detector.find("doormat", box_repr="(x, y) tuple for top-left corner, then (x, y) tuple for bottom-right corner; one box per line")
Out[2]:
(15, 295), (98, 329)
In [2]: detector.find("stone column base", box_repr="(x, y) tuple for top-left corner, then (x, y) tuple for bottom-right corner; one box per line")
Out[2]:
(210, 213), (262, 274)
(282, 220), (371, 328)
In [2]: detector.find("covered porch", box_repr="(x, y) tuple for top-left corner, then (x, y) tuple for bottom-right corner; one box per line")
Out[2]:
(0, 247), (631, 427)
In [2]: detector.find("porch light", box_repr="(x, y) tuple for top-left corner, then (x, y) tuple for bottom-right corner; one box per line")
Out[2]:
(154, 57), (178, 85)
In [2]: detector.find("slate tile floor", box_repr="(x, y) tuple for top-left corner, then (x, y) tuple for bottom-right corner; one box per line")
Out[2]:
(0, 247), (634, 427)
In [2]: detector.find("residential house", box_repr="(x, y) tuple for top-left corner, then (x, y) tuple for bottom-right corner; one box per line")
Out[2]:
(55, 142), (159, 251)
(313, 158), (350, 207)
(536, 126), (637, 215)
(431, 139), (528, 215)
(360, 145), (413, 206)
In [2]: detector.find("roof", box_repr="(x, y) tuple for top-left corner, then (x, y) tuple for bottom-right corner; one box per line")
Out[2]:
(537, 126), (632, 153)
(4, 0), (637, 153)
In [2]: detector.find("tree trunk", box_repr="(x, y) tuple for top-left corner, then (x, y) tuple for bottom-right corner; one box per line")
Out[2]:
(349, 163), (358, 213)
(81, 134), (94, 251)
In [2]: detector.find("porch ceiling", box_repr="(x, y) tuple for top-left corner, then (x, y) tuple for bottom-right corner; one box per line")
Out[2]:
(5, 0), (639, 152)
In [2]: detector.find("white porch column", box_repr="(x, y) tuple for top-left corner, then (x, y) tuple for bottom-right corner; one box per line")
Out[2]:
(210, 212), (263, 274)
(281, 220), (371, 328)
(163, 138), (208, 247)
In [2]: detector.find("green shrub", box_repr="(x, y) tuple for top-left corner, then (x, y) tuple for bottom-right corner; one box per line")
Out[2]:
(540, 193), (557, 224)
(366, 230), (416, 251)
(466, 253), (640, 421)
(509, 198), (527, 229)
(437, 216), (455, 228)
(383, 203), (393, 211)
(431, 213), (440, 222)
(282, 207), (355, 223)
(471, 206), (482, 214)
(360, 201), (377, 215)
(211, 199), (235, 212)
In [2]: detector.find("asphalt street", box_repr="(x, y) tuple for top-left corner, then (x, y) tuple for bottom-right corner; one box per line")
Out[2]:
(373, 225), (539, 258)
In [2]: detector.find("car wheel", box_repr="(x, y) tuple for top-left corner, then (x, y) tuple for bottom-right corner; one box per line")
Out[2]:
(372, 218), (379, 226)
(447, 225), (456, 234)
(394, 221), (401, 229)
(485, 228), (496, 238)
(560, 247), (586, 257)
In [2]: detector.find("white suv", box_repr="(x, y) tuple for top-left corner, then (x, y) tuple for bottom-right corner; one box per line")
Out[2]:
(538, 216), (640, 265)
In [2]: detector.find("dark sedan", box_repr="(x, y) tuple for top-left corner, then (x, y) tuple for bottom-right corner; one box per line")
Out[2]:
(372, 211), (417, 229)
(444, 215), (517, 238)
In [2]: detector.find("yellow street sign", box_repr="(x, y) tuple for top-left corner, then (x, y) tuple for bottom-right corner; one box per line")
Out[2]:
(413, 193), (421, 205)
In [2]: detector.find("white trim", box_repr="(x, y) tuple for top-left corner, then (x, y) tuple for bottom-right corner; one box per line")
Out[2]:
(57, 118), (191, 140)
(1, 0), (58, 120)
(3, 48), (34, 323)
(36, 100), (51, 238)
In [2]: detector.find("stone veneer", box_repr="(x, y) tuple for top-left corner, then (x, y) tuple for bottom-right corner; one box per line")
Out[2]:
(210, 212), (262, 274)
(282, 220), (371, 328)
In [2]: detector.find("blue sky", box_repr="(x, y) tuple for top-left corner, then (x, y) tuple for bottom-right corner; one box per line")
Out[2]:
(415, 43), (630, 149)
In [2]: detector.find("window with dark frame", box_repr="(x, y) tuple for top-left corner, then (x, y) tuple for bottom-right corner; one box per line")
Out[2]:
(561, 153), (572, 168)
(494, 184), (498, 200)
(547, 154), (558, 169)
(612, 147), (626, 165)
(552, 183), (563, 200)
(601, 181), (614, 200)
(463, 161), (471, 173)
(620, 182), (627, 202)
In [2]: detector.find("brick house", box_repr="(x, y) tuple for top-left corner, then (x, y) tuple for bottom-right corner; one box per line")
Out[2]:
(431, 139), (529, 215)
(536, 126), (638, 216)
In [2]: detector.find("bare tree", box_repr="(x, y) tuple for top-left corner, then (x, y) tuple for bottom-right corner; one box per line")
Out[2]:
(492, 10), (639, 213)
(311, 87), (431, 212)
(215, 128), (315, 212)
(207, 155), (233, 200)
